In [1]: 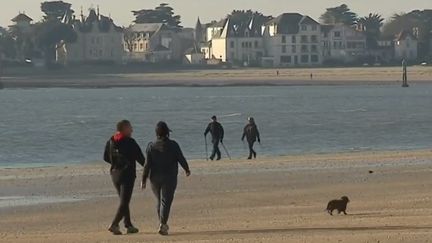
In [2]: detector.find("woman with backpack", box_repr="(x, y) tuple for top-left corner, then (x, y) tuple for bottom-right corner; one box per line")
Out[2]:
(103, 120), (145, 235)
(141, 121), (191, 236)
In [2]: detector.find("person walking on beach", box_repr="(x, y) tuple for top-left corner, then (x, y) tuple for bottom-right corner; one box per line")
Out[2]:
(204, 115), (225, 160)
(241, 117), (261, 159)
(103, 120), (145, 235)
(142, 121), (191, 235)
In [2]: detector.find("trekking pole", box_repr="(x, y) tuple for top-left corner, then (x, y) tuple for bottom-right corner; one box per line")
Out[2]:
(204, 135), (209, 161)
(221, 142), (232, 160)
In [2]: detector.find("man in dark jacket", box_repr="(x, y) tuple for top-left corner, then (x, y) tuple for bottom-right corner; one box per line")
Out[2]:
(204, 115), (224, 160)
(103, 120), (145, 235)
(241, 117), (261, 159)
(142, 121), (191, 236)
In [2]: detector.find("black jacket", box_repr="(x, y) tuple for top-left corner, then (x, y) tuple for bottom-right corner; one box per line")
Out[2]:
(204, 121), (224, 142)
(142, 137), (190, 182)
(104, 136), (145, 177)
(242, 124), (260, 143)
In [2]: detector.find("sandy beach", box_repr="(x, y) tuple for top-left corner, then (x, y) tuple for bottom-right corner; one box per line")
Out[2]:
(1, 150), (432, 242)
(2, 66), (432, 88)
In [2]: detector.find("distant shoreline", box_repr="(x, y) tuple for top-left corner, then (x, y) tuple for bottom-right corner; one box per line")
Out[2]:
(1, 66), (431, 88)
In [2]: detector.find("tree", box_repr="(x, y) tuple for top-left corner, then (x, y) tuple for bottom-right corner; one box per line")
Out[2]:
(358, 13), (384, 49)
(41, 1), (73, 22)
(132, 3), (182, 30)
(36, 1), (77, 66)
(0, 27), (17, 59)
(123, 25), (136, 54)
(320, 4), (357, 26)
(227, 10), (272, 25)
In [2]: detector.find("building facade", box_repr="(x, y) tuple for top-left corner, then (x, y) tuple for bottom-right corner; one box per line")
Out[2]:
(58, 9), (124, 64)
(211, 17), (265, 65)
(321, 24), (367, 63)
(261, 13), (322, 67)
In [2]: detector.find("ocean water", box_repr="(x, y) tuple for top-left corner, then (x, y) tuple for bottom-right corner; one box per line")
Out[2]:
(1, 85), (432, 168)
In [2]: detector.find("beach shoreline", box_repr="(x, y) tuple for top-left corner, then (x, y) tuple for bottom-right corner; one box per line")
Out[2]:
(2, 66), (432, 88)
(1, 149), (432, 242)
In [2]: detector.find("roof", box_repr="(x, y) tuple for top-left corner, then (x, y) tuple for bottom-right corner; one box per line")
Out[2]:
(266, 13), (303, 34)
(214, 16), (264, 39)
(265, 13), (318, 35)
(72, 9), (122, 33)
(130, 23), (164, 33)
(11, 13), (33, 22)
(395, 30), (417, 41)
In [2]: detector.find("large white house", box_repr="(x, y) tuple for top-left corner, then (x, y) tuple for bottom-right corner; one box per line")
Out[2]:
(261, 13), (322, 67)
(321, 24), (367, 63)
(211, 17), (265, 65)
(57, 9), (124, 64)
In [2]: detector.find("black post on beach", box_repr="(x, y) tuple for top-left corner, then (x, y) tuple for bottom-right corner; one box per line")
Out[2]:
(402, 59), (409, 88)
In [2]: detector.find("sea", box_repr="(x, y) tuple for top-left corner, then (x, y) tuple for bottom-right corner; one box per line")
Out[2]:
(1, 85), (432, 168)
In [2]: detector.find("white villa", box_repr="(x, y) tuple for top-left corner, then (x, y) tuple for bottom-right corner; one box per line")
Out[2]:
(261, 13), (322, 67)
(57, 8), (124, 64)
(211, 17), (265, 65)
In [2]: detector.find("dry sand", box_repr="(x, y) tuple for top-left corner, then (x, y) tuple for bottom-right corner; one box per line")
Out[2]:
(1, 150), (432, 242)
(2, 66), (432, 88)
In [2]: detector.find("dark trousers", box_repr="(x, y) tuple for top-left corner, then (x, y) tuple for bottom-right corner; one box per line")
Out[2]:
(247, 140), (256, 159)
(150, 176), (177, 225)
(111, 171), (135, 228)
(210, 140), (221, 160)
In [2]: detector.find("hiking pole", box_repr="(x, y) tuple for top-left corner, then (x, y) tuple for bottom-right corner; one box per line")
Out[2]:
(221, 142), (232, 160)
(204, 135), (209, 161)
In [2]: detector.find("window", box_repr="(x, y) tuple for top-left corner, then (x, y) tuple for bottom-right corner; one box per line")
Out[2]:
(301, 55), (309, 63)
(280, 55), (292, 63)
(254, 41), (259, 48)
(311, 45), (318, 52)
(334, 31), (341, 38)
(292, 36), (296, 43)
(301, 25), (307, 31)
(301, 45), (308, 53)
(282, 45), (287, 53)
(311, 55), (319, 63)
(301, 35), (308, 43)
(230, 41), (235, 48)
(311, 35), (318, 43)
(292, 45), (297, 53)
(139, 43), (143, 50)
(281, 35), (286, 43)
(134, 43), (137, 50)
(249, 42), (252, 48)
(312, 25), (317, 31)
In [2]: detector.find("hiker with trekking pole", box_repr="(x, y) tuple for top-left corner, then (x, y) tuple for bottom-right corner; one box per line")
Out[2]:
(204, 115), (225, 161)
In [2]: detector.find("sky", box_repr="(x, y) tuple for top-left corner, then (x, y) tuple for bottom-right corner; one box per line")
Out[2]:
(1, 0), (431, 28)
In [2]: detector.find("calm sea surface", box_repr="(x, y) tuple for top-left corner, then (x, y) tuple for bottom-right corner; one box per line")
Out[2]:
(1, 85), (432, 168)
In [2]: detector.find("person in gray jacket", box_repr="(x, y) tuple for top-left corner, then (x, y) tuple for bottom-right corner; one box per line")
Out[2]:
(242, 117), (261, 159)
(142, 121), (191, 236)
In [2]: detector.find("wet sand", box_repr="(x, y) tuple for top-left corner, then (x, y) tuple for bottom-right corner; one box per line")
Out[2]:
(2, 66), (432, 88)
(1, 150), (432, 242)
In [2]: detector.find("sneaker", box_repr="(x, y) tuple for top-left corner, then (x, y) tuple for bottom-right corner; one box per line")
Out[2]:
(108, 225), (122, 235)
(158, 224), (169, 236)
(126, 226), (139, 234)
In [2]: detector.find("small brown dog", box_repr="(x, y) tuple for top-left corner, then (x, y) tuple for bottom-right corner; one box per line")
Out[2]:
(326, 196), (350, 215)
